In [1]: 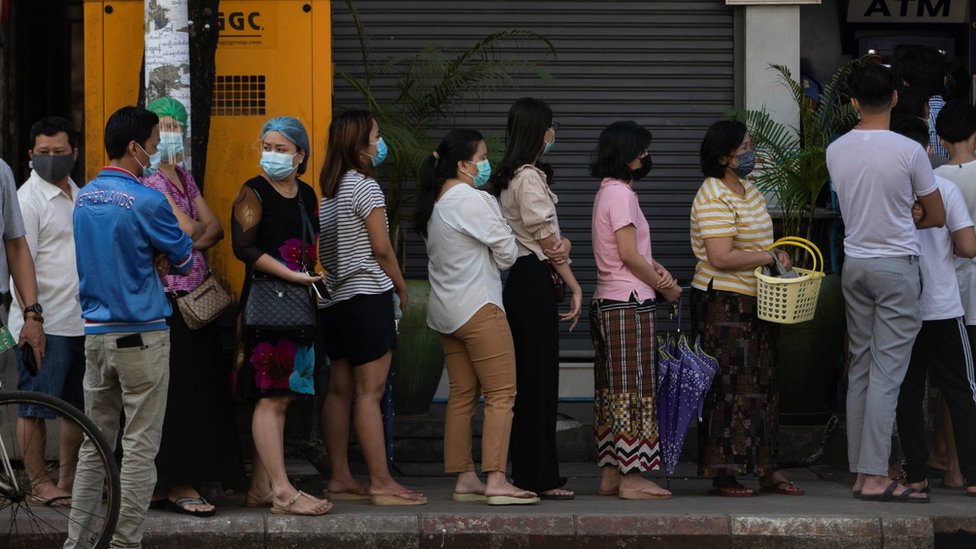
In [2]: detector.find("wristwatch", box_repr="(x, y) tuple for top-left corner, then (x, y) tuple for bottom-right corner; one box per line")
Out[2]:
(23, 303), (43, 320)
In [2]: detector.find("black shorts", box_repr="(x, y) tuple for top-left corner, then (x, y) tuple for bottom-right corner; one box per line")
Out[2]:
(320, 290), (397, 366)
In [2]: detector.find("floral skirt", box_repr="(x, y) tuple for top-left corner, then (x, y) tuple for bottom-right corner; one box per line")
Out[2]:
(233, 328), (316, 399)
(589, 297), (661, 474)
(691, 288), (779, 478)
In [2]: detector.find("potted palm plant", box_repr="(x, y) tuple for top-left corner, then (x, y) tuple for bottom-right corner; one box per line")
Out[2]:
(728, 60), (860, 421)
(335, 0), (555, 414)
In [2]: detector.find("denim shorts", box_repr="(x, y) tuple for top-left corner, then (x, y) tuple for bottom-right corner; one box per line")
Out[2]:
(15, 334), (86, 418)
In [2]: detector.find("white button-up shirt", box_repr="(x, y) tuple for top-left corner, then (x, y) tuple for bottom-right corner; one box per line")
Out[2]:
(9, 170), (83, 339)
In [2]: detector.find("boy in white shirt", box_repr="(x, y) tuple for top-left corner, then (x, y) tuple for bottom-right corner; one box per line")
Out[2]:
(891, 115), (976, 498)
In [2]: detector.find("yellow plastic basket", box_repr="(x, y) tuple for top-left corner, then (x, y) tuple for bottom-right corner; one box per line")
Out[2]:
(754, 236), (825, 324)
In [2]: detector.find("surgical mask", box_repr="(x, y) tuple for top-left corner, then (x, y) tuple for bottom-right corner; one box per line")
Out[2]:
(631, 156), (653, 182)
(543, 134), (555, 156)
(134, 143), (153, 176)
(31, 153), (74, 184)
(159, 131), (184, 162)
(147, 150), (162, 175)
(463, 159), (492, 188)
(369, 137), (388, 167)
(731, 150), (756, 177)
(260, 151), (298, 180)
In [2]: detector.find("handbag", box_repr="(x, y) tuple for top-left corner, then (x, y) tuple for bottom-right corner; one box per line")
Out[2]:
(546, 262), (567, 303)
(175, 272), (232, 329)
(243, 189), (317, 331)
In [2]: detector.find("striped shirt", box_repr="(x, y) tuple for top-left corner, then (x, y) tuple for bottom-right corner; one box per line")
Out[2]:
(318, 170), (393, 306)
(690, 177), (774, 296)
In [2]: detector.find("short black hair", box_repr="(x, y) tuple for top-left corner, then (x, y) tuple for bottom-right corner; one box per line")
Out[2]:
(936, 100), (976, 144)
(30, 116), (77, 149)
(700, 120), (747, 179)
(104, 106), (158, 160)
(891, 86), (928, 119)
(892, 44), (946, 98)
(590, 121), (652, 181)
(890, 113), (929, 149)
(848, 64), (895, 111)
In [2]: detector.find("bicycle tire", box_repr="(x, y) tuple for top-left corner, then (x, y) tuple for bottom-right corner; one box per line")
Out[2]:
(0, 390), (121, 549)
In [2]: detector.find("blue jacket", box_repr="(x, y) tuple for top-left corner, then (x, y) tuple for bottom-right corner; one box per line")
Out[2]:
(74, 167), (193, 334)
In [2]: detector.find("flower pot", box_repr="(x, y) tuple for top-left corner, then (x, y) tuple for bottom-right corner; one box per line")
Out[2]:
(776, 273), (845, 424)
(392, 278), (444, 415)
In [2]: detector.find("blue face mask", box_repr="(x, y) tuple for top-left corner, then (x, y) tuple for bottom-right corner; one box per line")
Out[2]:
(134, 143), (157, 177)
(260, 151), (298, 180)
(731, 150), (756, 178)
(369, 137), (388, 167)
(159, 131), (184, 162)
(543, 129), (555, 156)
(463, 159), (492, 188)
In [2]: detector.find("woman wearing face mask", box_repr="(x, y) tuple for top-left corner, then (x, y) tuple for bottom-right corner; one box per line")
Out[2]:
(413, 129), (539, 505)
(141, 97), (242, 517)
(589, 121), (680, 500)
(690, 119), (801, 498)
(488, 97), (580, 501)
(318, 110), (424, 506)
(231, 116), (331, 515)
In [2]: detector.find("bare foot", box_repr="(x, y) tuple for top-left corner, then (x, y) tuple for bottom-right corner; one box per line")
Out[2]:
(455, 471), (487, 496)
(325, 478), (369, 497)
(599, 466), (621, 495)
(28, 481), (72, 503)
(620, 477), (671, 498)
(370, 481), (425, 501)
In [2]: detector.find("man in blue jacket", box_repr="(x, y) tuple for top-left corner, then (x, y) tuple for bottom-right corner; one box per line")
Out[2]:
(66, 106), (192, 549)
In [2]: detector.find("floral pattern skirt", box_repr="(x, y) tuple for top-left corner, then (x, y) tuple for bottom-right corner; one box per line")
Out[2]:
(233, 328), (315, 399)
(691, 287), (779, 478)
(589, 297), (662, 474)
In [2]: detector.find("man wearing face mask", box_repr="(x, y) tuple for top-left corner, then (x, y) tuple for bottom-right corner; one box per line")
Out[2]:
(7, 117), (84, 509)
(66, 105), (193, 548)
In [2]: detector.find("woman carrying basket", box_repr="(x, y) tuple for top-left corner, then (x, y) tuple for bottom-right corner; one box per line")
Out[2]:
(689, 119), (803, 498)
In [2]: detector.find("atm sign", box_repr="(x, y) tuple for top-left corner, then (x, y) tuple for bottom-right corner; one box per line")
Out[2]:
(847, 0), (968, 23)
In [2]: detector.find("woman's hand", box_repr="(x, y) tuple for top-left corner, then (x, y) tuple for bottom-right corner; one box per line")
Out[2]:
(543, 237), (572, 265)
(396, 285), (409, 315)
(653, 264), (677, 289)
(774, 249), (792, 271)
(290, 270), (323, 286)
(560, 285), (582, 331)
(659, 284), (682, 303)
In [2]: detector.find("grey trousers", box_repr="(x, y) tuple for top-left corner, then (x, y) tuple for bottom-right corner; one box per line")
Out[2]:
(64, 330), (170, 549)
(842, 256), (922, 476)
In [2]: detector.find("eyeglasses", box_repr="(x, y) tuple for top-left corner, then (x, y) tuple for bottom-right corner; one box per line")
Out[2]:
(550, 122), (560, 131)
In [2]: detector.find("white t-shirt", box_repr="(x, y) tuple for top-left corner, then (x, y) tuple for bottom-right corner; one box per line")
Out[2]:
(827, 129), (937, 258)
(425, 184), (518, 334)
(935, 160), (976, 324)
(918, 177), (973, 321)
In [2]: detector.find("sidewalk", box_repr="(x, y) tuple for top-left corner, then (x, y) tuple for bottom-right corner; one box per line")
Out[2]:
(130, 462), (974, 549)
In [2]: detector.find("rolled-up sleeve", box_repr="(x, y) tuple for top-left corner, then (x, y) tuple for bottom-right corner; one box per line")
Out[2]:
(514, 172), (557, 241)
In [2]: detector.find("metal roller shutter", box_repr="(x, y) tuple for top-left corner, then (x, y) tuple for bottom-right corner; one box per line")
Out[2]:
(332, 0), (735, 356)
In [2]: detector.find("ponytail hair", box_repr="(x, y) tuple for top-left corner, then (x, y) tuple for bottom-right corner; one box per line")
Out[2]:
(413, 129), (484, 238)
(488, 97), (554, 196)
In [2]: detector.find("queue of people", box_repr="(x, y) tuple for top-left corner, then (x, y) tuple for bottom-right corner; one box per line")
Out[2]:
(11, 58), (975, 546)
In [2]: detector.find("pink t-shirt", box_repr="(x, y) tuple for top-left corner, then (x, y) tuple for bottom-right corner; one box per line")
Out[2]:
(591, 178), (655, 302)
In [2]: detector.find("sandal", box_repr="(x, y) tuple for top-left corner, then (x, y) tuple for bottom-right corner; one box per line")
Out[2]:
(486, 490), (540, 506)
(271, 491), (332, 515)
(709, 479), (754, 498)
(167, 497), (216, 518)
(759, 481), (804, 496)
(860, 481), (929, 503)
(371, 491), (428, 506)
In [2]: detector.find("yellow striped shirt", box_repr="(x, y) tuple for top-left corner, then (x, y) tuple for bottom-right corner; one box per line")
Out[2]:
(690, 177), (774, 296)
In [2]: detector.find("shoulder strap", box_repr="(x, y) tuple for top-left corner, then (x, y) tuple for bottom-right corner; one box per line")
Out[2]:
(296, 189), (315, 271)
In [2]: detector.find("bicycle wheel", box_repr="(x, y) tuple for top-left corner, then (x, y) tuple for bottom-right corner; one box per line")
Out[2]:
(0, 390), (120, 549)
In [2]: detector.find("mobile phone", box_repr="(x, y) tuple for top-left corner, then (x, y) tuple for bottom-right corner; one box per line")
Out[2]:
(308, 272), (330, 300)
(21, 342), (37, 377)
(116, 333), (144, 349)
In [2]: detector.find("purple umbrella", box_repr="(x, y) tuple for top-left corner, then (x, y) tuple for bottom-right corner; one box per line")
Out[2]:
(657, 303), (718, 478)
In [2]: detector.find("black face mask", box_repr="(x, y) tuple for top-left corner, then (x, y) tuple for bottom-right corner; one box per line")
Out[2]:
(631, 155), (653, 182)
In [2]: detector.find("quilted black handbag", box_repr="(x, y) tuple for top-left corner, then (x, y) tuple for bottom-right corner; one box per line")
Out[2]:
(242, 189), (317, 332)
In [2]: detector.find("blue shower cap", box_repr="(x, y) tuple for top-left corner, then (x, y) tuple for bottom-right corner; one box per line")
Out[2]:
(261, 116), (311, 175)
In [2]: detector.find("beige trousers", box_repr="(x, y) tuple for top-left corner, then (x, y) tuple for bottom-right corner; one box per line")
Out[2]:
(440, 304), (517, 474)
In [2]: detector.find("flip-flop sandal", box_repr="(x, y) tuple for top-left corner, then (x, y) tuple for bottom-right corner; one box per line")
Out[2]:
(618, 488), (671, 500)
(271, 491), (332, 515)
(167, 497), (217, 517)
(371, 491), (428, 506)
(759, 481), (805, 496)
(325, 489), (371, 501)
(486, 491), (540, 506)
(709, 484), (754, 498)
(539, 490), (575, 501)
(452, 492), (488, 502)
(28, 494), (73, 507)
(860, 481), (929, 503)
